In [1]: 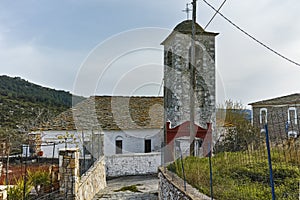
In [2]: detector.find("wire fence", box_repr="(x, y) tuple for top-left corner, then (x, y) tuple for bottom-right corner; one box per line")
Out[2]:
(168, 106), (300, 200)
(80, 131), (104, 175)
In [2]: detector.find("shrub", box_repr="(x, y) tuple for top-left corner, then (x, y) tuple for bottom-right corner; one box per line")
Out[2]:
(7, 178), (32, 200)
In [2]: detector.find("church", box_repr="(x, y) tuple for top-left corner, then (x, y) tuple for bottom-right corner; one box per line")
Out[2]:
(162, 19), (218, 162)
(27, 18), (218, 175)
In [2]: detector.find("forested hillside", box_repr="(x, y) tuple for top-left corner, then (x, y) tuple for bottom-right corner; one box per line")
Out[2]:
(0, 75), (85, 130)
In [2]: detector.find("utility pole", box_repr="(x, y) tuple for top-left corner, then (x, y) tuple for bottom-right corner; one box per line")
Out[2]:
(189, 0), (197, 156)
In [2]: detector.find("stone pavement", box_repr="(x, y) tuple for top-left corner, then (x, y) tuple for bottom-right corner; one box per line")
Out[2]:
(93, 175), (159, 200)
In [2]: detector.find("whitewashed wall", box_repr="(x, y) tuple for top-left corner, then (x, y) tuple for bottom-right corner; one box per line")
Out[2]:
(30, 129), (162, 158)
(29, 130), (102, 158)
(103, 129), (163, 156)
(105, 152), (161, 177)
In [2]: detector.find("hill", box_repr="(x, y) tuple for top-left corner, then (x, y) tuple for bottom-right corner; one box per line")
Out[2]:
(0, 75), (85, 130)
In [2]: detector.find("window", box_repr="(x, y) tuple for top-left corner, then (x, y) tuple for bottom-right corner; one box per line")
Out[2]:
(288, 107), (297, 125)
(167, 50), (173, 68)
(115, 136), (123, 154)
(144, 139), (151, 153)
(259, 108), (267, 124)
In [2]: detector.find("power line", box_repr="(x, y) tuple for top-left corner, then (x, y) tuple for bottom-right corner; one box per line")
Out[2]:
(204, 0), (227, 30)
(202, 0), (300, 67)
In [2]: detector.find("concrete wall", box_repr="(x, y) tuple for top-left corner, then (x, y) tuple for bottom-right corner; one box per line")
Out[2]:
(0, 186), (7, 200)
(103, 129), (162, 156)
(76, 157), (106, 200)
(158, 167), (211, 200)
(105, 152), (161, 177)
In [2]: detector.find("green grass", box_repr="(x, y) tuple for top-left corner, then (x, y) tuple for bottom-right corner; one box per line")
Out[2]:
(168, 151), (300, 200)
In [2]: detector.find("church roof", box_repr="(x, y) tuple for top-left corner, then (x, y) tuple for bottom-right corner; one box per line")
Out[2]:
(39, 96), (163, 131)
(161, 20), (218, 45)
(249, 93), (300, 106)
(173, 20), (205, 34)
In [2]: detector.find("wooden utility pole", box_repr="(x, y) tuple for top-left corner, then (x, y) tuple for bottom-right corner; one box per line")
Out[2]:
(189, 0), (197, 156)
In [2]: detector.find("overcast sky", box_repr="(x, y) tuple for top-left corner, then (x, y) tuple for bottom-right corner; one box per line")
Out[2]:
(1, 0), (300, 106)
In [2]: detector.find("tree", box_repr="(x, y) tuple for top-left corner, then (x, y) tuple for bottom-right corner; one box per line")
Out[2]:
(0, 128), (25, 155)
(214, 100), (260, 153)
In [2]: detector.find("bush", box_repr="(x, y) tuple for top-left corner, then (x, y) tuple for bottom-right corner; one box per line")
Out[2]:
(28, 170), (51, 196)
(7, 178), (32, 200)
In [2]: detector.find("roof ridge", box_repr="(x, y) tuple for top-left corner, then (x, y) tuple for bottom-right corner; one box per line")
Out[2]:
(249, 93), (300, 105)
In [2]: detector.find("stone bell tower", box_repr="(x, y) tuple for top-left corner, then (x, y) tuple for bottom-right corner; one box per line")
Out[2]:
(162, 20), (218, 130)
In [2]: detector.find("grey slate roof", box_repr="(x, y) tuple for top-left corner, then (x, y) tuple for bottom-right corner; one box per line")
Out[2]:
(161, 20), (218, 45)
(249, 93), (300, 106)
(174, 20), (205, 34)
(41, 96), (163, 131)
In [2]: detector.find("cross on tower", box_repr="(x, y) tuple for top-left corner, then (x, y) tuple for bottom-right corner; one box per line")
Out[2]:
(182, 3), (192, 20)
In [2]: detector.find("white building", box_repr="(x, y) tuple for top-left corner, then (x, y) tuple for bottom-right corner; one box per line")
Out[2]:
(33, 96), (163, 177)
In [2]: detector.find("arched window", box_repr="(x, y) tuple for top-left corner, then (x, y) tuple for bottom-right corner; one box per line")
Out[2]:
(288, 107), (297, 125)
(115, 136), (123, 154)
(259, 108), (267, 124)
(167, 50), (173, 68)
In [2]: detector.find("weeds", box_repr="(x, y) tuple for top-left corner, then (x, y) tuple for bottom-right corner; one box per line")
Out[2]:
(168, 150), (300, 200)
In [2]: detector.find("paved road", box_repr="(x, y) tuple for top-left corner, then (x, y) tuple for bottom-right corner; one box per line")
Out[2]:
(93, 175), (159, 200)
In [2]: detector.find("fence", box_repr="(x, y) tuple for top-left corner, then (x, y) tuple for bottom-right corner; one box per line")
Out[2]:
(79, 131), (104, 175)
(166, 107), (300, 200)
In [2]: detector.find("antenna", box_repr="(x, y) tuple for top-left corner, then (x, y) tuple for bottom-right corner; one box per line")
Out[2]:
(182, 3), (192, 20)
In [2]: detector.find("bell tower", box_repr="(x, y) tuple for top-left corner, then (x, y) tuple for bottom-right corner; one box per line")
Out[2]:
(162, 20), (218, 129)
(162, 19), (218, 161)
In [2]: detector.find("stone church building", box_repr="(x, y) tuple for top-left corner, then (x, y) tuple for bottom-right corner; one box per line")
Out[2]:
(162, 20), (218, 162)
(29, 19), (218, 173)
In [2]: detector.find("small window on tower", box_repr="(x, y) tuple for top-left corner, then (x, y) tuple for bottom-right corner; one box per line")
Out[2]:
(167, 50), (173, 68)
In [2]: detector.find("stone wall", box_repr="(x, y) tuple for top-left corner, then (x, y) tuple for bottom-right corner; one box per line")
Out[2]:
(76, 157), (106, 200)
(59, 148), (80, 200)
(252, 105), (300, 139)
(59, 148), (106, 200)
(105, 152), (161, 177)
(158, 167), (211, 200)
